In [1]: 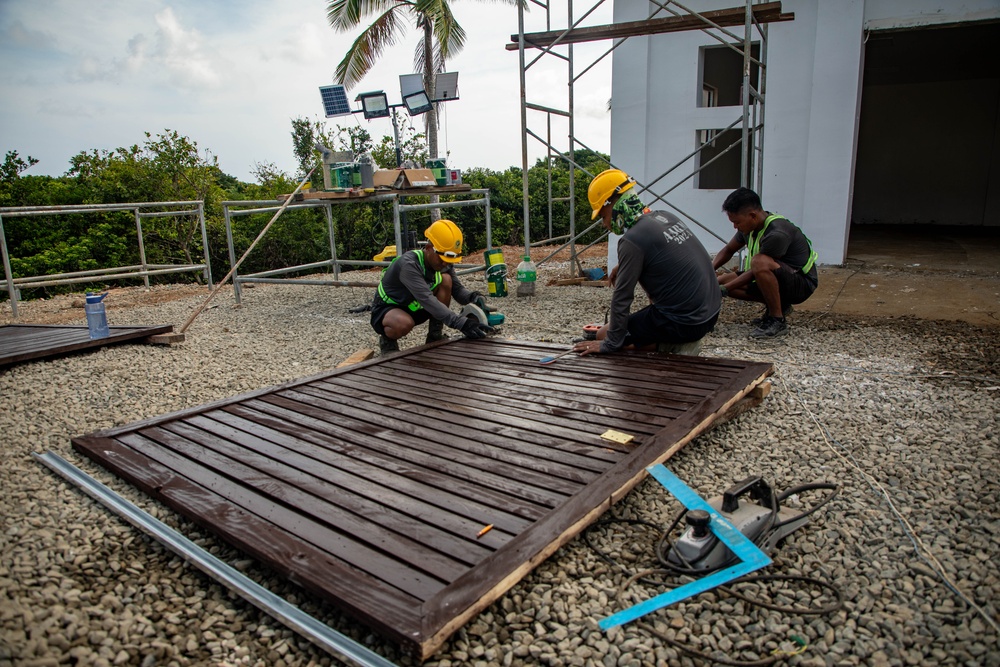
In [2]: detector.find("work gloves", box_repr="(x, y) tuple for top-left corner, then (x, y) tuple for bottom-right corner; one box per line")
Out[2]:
(460, 317), (494, 340)
(467, 292), (495, 313)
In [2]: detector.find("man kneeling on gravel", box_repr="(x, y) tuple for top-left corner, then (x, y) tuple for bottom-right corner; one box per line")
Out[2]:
(713, 187), (818, 338)
(371, 219), (494, 355)
(573, 168), (721, 358)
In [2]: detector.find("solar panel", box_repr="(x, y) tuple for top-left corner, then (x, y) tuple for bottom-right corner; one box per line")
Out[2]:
(435, 72), (459, 100)
(319, 85), (353, 117)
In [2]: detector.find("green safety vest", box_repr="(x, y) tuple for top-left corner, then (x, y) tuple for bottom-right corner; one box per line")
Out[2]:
(742, 213), (818, 275)
(377, 249), (442, 312)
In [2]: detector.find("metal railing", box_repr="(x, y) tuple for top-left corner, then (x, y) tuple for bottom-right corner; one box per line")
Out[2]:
(1, 201), (212, 319)
(222, 189), (492, 305)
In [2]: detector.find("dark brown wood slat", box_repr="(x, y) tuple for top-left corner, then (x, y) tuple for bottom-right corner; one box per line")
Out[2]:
(270, 388), (587, 498)
(353, 363), (679, 434)
(70, 435), (424, 645)
(122, 428), (458, 596)
(248, 394), (570, 510)
(312, 376), (632, 459)
(439, 345), (736, 394)
(392, 357), (689, 422)
(309, 375), (639, 455)
(302, 383), (607, 480)
(72, 338), (774, 659)
(429, 347), (716, 405)
(0, 324), (173, 367)
(303, 378), (626, 468)
(204, 409), (527, 539)
(223, 402), (551, 523)
(183, 413), (513, 548)
(162, 417), (501, 564)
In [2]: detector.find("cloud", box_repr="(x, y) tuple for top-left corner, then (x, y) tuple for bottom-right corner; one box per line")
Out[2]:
(263, 23), (326, 64)
(153, 7), (223, 89)
(1, 19), (54, 48)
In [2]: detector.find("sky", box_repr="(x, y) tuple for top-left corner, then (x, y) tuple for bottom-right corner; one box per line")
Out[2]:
(0, 0), (613, 183)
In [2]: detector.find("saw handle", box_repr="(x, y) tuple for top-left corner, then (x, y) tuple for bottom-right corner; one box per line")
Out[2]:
(721, 475), (773, 513)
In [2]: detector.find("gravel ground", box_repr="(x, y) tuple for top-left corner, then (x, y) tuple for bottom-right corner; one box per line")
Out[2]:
(1, 261), (998, 667)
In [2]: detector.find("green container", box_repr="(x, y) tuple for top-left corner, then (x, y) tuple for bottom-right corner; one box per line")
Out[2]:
(330, 163), (353, 189)
(484, 249), (508, 297)
(426, 158), (447, 186)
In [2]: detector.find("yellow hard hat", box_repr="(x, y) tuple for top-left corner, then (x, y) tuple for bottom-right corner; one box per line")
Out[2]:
(425, 219), (463, 263)
(588, 168), (636, 220)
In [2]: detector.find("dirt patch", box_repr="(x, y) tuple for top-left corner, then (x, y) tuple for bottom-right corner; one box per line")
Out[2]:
(2, 283), (209, 326)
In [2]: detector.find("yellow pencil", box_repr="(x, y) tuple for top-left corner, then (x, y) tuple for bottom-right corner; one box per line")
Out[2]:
(477, 524), (494, 538)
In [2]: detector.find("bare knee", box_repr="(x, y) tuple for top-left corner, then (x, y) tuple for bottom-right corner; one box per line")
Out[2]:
(750, 253), (779, 275)
(382, 309), (415, 340)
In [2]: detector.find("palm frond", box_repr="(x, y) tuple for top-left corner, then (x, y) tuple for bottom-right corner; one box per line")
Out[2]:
(429, 1), (465, 61)
(334, 9), (407, 89)
(327, 0), (412, 31)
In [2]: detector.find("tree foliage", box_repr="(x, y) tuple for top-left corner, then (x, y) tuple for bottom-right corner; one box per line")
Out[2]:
(1, 123), (608, 302)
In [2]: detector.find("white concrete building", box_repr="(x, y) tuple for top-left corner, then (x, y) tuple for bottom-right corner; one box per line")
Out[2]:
(608, 0), (1000, 266)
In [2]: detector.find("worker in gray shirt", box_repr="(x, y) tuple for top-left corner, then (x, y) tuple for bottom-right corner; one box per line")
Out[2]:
(371, 219), (493, 355)
(574, 169), (720, 357)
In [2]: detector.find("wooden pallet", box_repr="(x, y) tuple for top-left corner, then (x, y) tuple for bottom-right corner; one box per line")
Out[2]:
(1, 324), (177, 368)
(73, 338), (772, 659)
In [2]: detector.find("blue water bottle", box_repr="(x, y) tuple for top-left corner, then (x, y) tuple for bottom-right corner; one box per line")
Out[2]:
(84, 292), (109, 339)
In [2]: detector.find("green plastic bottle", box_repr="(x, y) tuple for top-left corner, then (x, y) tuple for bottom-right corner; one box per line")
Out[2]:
(515, 255), (537, 297)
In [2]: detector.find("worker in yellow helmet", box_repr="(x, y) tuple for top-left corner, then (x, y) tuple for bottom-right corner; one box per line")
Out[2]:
(371, 219), (494, 355)
(574, 168), (721, 357)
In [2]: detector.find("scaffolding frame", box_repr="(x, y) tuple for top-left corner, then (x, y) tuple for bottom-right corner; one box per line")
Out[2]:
(513, 0), (793, 270)
(0, 201), (212, 319)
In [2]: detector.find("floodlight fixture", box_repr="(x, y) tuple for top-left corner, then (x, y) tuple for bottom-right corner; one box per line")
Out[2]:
(318, 84), (352, 118)
(357, 91), (390, 119)
(402, 90), (433, 116)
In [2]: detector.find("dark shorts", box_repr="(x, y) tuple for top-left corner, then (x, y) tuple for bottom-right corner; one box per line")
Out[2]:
(623, 306), (719, 349)
(744, 261), (817, 309)
(370, 296), (430, 336)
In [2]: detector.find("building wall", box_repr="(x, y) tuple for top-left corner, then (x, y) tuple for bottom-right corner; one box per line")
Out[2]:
(608, 0), (1000, 267)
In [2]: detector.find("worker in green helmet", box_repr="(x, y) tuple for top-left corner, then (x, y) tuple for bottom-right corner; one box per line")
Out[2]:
(371, 219), (494, 355)
(713, 187), (818, 338)
(573, 168), (721, 358)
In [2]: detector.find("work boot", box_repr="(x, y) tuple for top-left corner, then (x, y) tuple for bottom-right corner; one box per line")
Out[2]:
(425, 319), (449, 343)
(750, 304), (793, 327)
(378, 335), (399, 356)
(749, 315), (789, 339)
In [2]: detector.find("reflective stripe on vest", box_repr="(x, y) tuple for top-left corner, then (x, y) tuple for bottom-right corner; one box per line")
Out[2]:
(742, 214), (818, 275)
(377, 249), (442, 312)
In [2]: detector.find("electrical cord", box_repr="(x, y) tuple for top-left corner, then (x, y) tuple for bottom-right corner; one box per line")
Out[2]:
(582, 483), (845, 665)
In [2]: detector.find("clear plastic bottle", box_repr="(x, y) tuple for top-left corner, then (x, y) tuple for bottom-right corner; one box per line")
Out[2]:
(84, 292), (109, 339)
(515, 255), (537, 297)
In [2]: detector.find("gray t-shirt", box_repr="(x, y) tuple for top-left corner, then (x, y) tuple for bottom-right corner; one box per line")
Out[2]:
(603, 211), (721, 352)
(377, 250), (473, 330)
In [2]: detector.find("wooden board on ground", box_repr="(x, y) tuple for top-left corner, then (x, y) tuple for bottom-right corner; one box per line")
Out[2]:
(1, 324), (176, 368)
(72, 338), (772, 660)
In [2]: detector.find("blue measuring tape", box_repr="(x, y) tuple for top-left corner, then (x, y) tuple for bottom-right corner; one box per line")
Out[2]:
(599, 464), (772, 629)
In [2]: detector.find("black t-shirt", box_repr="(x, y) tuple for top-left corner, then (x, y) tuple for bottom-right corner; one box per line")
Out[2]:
(734, 214), (818, 283)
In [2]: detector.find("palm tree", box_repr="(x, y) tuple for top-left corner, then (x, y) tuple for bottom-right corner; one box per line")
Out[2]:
(326, 0), (520, 165)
